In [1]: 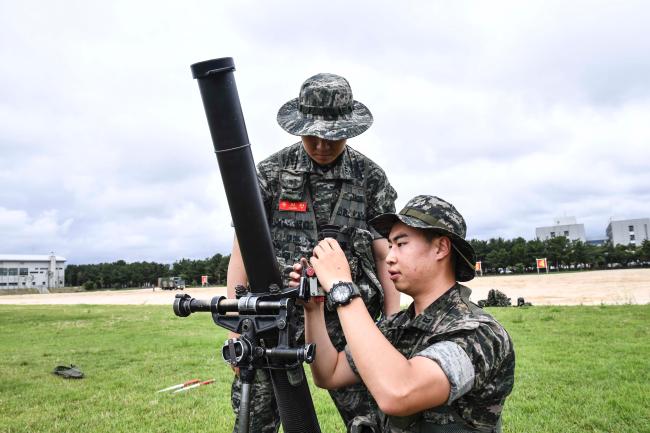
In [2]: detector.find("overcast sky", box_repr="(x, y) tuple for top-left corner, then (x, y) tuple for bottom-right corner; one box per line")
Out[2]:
(1, 0), (649, 264)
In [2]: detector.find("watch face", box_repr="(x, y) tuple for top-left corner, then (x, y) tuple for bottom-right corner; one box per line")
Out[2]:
(332, 284), (352, 303)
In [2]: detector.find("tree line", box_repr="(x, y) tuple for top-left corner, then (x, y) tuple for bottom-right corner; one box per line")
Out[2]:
(65, 254), (230, 290)
(471, 237), (650, 274)
(65, 238), (650, 289)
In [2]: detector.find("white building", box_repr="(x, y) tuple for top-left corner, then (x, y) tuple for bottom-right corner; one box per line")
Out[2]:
(606, 218), (650, 246)
(535, 216), (587, 242)
(0, 254), (66, 293)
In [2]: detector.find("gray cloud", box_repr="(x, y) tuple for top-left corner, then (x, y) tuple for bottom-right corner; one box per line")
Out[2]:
(1, 0), (649, 264)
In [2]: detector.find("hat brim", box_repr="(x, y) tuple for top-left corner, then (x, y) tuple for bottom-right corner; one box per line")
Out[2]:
(277, 98), (373, 140)
(370, 213), (476, 282)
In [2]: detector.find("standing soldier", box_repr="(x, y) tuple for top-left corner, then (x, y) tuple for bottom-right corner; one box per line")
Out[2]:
(227, 73), (400, 432)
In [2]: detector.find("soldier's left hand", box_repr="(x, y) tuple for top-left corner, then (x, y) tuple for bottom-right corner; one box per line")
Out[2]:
(311, 238), (353, 292)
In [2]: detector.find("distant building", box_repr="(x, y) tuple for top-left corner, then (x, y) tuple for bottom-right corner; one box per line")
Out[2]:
(606, 218), (650, 246)
(536, 216), (586, 242)
(0, 254), (66, 293)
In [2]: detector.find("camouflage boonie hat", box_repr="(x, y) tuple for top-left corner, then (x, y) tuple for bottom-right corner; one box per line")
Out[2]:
(277, 73), (373, 140)
(371, 195), (476, 282)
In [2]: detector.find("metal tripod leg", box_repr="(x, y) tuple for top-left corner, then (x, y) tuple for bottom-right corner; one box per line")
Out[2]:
(238, 368), (255, 433)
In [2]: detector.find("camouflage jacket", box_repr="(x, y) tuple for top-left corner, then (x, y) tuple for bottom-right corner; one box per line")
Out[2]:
(256, 142), (397, 348)
(347, 284), (515, 433)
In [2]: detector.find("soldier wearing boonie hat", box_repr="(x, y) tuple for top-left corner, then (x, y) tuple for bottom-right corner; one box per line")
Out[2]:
(299, 195), (516, 433)
(227, 73), (400, 432)
(370, 195), (477, 282)
(276, 73), (374, 140)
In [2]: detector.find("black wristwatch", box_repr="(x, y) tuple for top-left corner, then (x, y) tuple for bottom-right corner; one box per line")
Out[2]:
(326, 281), (361, 310)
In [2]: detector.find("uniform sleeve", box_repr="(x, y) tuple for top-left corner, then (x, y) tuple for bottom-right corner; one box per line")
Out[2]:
(344, 344), (360, 377)
(416, 321), (512, 404)
(364, 161), (397, 238)
(416, 341), (475, 403)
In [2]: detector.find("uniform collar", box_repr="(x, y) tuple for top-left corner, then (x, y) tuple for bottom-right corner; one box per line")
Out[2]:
(397, 283), (466, 331)
(293, 143), (357, 180)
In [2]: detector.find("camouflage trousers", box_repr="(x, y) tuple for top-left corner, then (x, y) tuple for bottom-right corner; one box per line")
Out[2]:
(230, 369), (375, 433)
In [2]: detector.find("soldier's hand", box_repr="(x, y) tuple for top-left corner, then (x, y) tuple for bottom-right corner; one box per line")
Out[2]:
(287, 258), (307, 288)
(311, 238), (353, 292)
(292, 258), (323, 312)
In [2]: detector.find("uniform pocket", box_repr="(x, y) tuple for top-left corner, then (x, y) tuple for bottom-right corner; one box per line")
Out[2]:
(279, 169), (305, 201)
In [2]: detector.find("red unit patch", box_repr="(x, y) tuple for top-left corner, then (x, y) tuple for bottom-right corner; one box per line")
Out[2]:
(279, 200), (308, 212)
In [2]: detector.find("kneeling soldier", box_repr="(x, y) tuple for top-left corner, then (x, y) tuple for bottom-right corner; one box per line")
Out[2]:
(296, 195), (515, 433)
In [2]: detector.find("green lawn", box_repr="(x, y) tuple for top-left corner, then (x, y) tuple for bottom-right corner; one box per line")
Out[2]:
(0, 304), (648, 433)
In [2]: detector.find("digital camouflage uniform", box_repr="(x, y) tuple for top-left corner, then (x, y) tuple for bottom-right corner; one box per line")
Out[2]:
(341, 195), (516, 433)
(231, 142), (397, 433)
(346, 284), (515, 433)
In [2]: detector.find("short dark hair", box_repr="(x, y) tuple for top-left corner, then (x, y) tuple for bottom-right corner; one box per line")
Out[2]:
(423, 229), (456, 274)
(423, 229), (442, 243)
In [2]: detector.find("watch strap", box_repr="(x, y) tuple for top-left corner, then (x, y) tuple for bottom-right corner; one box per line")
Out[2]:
(326, 281), (361, 311)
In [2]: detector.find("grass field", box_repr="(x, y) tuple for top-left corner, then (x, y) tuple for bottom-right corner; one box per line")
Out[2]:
(0, 304), (648, 433)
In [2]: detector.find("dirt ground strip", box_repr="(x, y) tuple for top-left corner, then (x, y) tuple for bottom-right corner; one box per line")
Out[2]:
(0, 269), (648, 306)
(460, 268), (650, 306)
